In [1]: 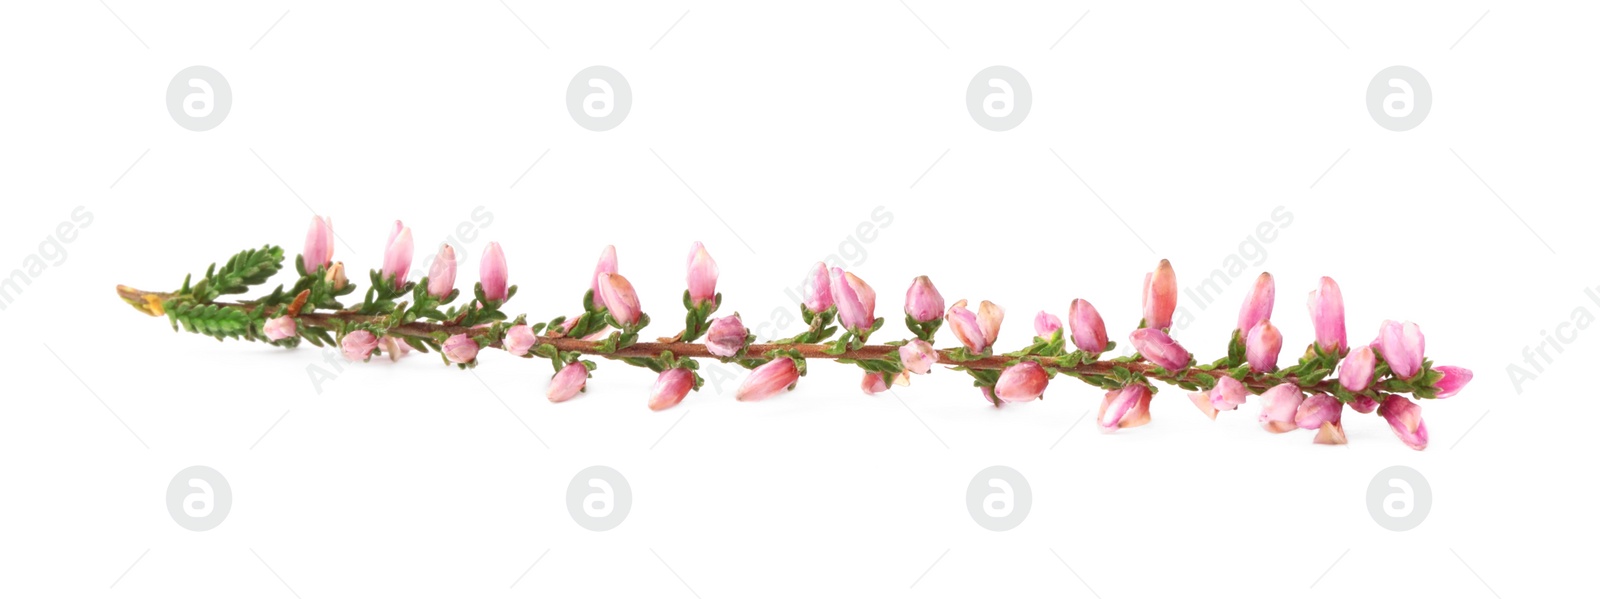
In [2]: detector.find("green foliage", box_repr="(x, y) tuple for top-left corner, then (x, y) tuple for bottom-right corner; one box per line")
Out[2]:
(165, 299), (262, 341)
(183, 246), (284, 301)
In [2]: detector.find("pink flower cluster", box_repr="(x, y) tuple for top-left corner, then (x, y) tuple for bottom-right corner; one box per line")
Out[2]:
(266, 217), (1473, 449)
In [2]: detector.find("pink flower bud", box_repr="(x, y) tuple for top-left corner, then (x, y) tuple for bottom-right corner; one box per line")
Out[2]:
(829, 268), (877, 332)
(861, 371), (889, 395)
(686, 241), (719, 304)
(1314, 421), (1348, 445)
(1378, 395), (1429, 450)
(1033, 311), (1062, 337)
(704, 314), (747, 358)
(590, 245), (618, 307)
(263, 316), (296, 341)
(1187, 392), (1219, 420)
(1377, 320), (1426, 379)
(1236, 272), (1275, 333)
(1128, 327), (1191, 371)
(480, 242), (509, 302)
(341, 330), (379, 362)
(1245, 320), (1283, 372)
(381, 222), (414, 289)
(503, 324), (536, 357)
(1433, 365), (1473, 399)
(1068, 299), (1108, 353)
(803, 262), (832, 313)
(1338, 345), (1376, 392)
(1098, 385), (1153, 432)
(649, 368), (694, 411)
(1307, 277), (1346, 353)
(427, 244), (457, 299)
(1349, 395), (1379, 414)
(325, 262), (348, 291)
(598, 273), (642, 327)
(899, 339), (937, 375)
(1295, 393), (1342, 430)
(995, 361), (1049, 403)
(379, 335), (411, 362)
(1142, 259), (1178, 329)
(443, 333), (479, 364)
(736, 357), (799, 401)
(547, 362), (589, 402)
(904, 276), (944, 322)
(1209, 375), (1247, 411)
(1258, 383), (1303, 433)
(302, 216), (334, 270)
(947, 299), (1003, 353)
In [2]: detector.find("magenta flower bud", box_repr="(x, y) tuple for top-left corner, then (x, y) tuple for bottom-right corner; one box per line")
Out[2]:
(1349, 395), (1379, 414)
(1098, 385), (1152, 432)
(443, 333), (479, 364)
(686, 241), (719, 304)
(1236, 272), (1275, 333)
(995, 361), (1049, 403)
(899, 339), (937, 375)
(263, 316), (296, 341)
(1245, 320), (1283, 372)
(1033, 311), (1062, 338)
(736, 357), (799, 401)
(704, 314), (748, 358)
(1295, 393), (1342, 430)
(947, 299), (1004, 353)
(861, 371), (889, 395)
(426, 244), (457, 299)
(1128, 327), (1191, 371)
(803, 262), (832, 313)
(547, 361), (589, 402)
(590, 245), (618, 306)
(302, 216), (334, 271)
(598, 273), (643, 327)
(1307, 276), (1346, 353)
(1433, 365), (1473, 399)
(1142, 259), (1178, 329)
(1379, 395), (1429, 451)
(649, 368), (694, 411)
(1377, 320), (1426, 379)
(1068, 299), (1108, 353)
(503, 324), (536, 357)
(1338, 345), (1376, 392)
(381, 222), (414, 289)
(829, 268), (877, 332)
(1257, 383), (1304, 433)
(904, 276), (944, 322)
(341, 330), (379, 362)
(480, 242), (509, 302)
(1209, 375), (1247, 411)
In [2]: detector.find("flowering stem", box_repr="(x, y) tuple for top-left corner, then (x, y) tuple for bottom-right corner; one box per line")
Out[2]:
(119, 227), (1473, 449)
(115, 285), (1339, 396)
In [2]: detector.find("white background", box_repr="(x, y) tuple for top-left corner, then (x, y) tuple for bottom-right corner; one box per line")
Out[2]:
(2, 2), (1595, 597)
